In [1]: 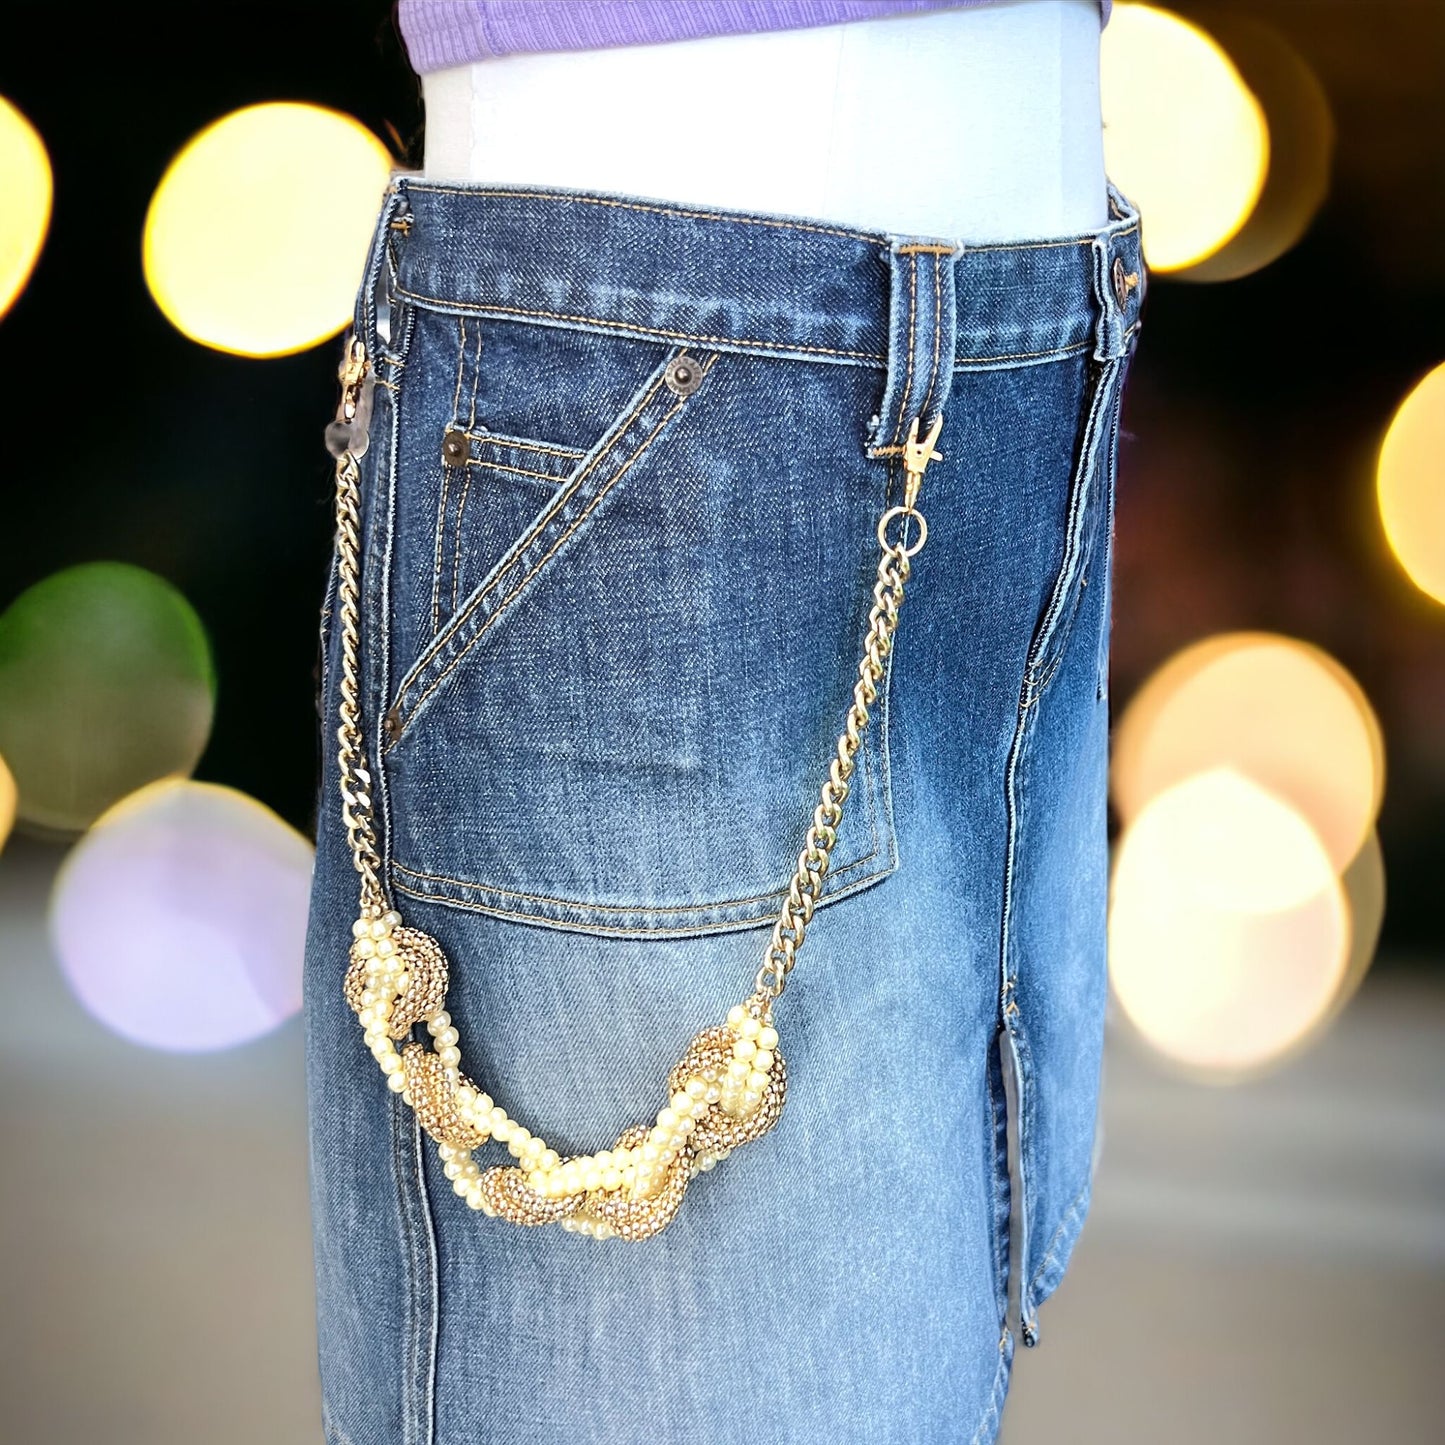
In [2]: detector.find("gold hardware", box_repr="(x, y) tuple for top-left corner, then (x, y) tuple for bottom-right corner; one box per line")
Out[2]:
(328, 325), (942, 1234)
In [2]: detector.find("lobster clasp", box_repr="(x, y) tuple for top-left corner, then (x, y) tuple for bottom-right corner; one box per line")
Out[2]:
(901, 413), (945, 507)
(325, 331), (375, 460)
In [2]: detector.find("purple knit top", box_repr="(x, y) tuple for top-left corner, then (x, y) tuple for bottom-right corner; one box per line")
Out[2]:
(397, 1), (1110, 75)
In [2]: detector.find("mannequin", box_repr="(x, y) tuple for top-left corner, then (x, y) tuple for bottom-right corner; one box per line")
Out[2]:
(418, 0), (1108, 243)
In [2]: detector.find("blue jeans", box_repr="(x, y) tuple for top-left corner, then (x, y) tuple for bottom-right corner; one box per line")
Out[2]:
(306, 173), (1145, 1444)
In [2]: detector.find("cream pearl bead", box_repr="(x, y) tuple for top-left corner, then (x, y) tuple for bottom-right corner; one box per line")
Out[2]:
(352, 919), (369, 938)
(685, 1078), (707, 1100)
(727, 1004), (748, 1028)
(704, 1085), (722, 1104)
(434, 1026), (460, 1049)
(739, 1016), (762, 1040)
(437, 1046), (462, 1068)
(657, 1107), (678, 1130)
(369, 920), (388, 939)
(382, 910), (401, 927)
(758, 1025), (779, 1050)
(386, 1072), (408, 1093)
(727, 1059), (750, 1080)
(747, 1070), (769, 1092)
(733, 1038), (758, 1061)
(379, 1053), (403, 1075)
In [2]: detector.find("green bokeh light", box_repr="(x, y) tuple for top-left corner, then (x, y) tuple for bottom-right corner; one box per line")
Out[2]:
(0, 561), (216, 834)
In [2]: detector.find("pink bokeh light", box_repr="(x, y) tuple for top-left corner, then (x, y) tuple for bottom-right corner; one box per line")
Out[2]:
(48, 779), (314, 1052)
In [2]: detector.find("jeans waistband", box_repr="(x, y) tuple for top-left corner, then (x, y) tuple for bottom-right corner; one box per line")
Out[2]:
(363, 172), (1145, 374)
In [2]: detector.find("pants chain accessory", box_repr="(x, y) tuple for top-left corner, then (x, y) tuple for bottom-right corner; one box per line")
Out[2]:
(325, 331), (943, 1240)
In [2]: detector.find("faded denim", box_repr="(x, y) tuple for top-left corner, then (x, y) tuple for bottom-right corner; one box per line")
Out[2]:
(305, 171), (1145, 1445)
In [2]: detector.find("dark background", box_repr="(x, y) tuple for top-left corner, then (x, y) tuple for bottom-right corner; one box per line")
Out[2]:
(2, 0), (1441, 954)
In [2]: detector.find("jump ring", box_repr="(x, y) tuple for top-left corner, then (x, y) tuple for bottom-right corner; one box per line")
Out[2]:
(876, 505), (928, 557)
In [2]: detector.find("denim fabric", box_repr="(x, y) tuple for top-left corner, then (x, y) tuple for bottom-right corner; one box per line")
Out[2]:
(305, 172), (1144, 1444)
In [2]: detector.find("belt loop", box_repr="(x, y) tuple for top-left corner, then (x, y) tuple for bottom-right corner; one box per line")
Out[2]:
(865, 237), (961, 462)
(358, 169), (414, 353)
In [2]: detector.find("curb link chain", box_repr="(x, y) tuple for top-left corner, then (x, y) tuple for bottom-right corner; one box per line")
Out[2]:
(753, 411), (944, 1002)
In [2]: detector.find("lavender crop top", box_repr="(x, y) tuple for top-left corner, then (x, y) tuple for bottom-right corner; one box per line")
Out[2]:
(397, 1), (1110, 75)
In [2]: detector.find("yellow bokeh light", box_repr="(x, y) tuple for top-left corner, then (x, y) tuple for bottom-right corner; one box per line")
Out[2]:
(142, 102), (394, 358)
(1109, 769), (1350, 1076)
(0, 94), (53, 318)
(1173, 14), (1333, 283)
(1112, 632), (1384, 874)
(0, 751), (15, 851)
(1377, 361), (1445, 605)
(1102, 4), (1269, 271)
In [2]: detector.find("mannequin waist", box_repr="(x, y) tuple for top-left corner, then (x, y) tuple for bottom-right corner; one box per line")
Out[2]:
(418, 0), (1108, 243)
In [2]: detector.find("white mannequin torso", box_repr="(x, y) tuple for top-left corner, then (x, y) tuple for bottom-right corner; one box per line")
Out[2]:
(418, 0), (1107, 243)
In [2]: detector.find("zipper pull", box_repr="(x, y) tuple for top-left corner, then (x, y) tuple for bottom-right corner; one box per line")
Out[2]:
(901, 412), (945, 509)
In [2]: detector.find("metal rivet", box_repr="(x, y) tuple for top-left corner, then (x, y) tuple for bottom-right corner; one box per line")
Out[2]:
(441, 428), (468, 466)
(664, 355), (702, 397)
(1111, 255), (1139, 310)
(384, 706), (402, 743)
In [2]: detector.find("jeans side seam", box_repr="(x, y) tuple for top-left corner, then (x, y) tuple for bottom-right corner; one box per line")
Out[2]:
(968, 1325), (1017, 1445)
(1026, 1171), (1093, 1306)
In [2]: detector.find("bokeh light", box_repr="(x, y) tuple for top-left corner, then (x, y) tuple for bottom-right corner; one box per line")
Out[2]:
(1377, 361), (1445, 605)
(1112, 632), (1384, 873)
(0, 94), (52, 318)
(0, 562), (216, 835)
(142, 102), (393, 357)
(1108, 769), (1350, 1076)
(1174, 14), (1334, 282)
(1327, 829), (1387, 1034)
(0, 750), (15, 852)
(1102, 4), (1269, 271)
(49, 778), (314, 1052)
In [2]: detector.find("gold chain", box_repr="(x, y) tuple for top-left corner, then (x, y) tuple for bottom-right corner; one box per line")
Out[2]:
(753, 414), (941, 1000)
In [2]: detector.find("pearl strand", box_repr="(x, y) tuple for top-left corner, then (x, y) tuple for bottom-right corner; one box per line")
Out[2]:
(350, 907), (783, 1233)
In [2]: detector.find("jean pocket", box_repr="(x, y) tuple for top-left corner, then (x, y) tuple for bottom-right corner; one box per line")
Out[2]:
(374, 340), (900, 939)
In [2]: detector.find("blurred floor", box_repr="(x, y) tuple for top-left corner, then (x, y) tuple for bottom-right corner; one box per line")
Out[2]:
(1, 833), (1441, 1444)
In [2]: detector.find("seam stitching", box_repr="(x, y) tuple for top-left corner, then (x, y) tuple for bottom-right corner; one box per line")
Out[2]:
(388, 353), (719, 738)
(388, 360), (678, 722)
